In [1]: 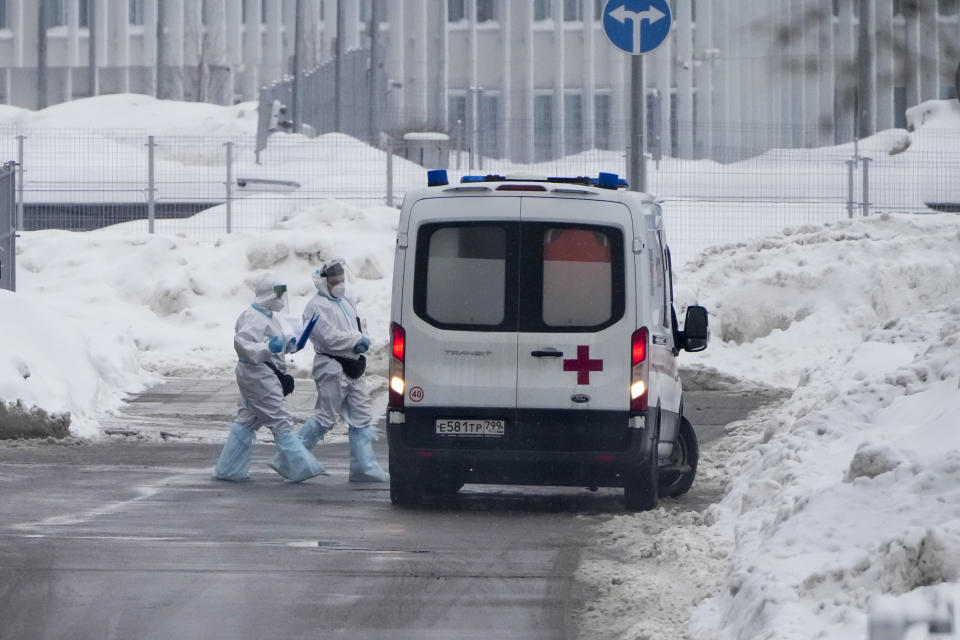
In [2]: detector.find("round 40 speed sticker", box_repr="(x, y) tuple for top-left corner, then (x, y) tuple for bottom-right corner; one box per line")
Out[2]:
(409, 386), (424, 403)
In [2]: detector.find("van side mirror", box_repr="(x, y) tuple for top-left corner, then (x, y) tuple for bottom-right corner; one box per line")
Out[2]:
(681, 305), (708, 352)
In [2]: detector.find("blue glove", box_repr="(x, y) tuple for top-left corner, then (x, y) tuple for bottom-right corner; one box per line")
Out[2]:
(353, 336), (371, 354)
(284, 336), (298, 353)
(268, 336), (285, 353)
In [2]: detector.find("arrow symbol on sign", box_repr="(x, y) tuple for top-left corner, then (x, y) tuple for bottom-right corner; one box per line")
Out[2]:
(609, 4), (667, 54)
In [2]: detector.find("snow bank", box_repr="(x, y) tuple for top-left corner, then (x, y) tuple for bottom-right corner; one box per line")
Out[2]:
(677, 213), (960, 638)
(0, 289), (149, 438)
(0, 93), (259, 136)
(6, 199), (399, 437)
(677, 213), (960, 388)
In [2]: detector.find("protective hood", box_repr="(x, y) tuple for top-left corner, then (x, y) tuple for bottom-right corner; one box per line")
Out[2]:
(314, 258), (347, 298)
(253, 273), (288, 312)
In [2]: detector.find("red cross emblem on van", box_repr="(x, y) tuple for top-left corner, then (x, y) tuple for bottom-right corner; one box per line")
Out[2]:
(563, 345), (603, 385)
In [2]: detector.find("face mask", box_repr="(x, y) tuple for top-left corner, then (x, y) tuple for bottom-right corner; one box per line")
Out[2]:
(329, 283), (345, 298)
(265, 295), (286, 312)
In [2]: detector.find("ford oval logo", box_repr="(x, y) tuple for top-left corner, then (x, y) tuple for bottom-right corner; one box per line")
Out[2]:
(571, 394), (590, 404)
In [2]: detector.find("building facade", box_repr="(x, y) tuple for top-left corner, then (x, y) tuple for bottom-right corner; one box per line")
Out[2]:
(1, 0), (958, 161)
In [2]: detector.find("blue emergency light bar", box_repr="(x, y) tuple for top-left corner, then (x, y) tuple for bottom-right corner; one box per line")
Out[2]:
(427, 169), (449, 186)
(454, 173), (628, 189)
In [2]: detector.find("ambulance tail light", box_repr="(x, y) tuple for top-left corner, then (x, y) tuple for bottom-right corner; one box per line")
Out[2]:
(389, 322), (406, 409)
(630, 327), (649, 413)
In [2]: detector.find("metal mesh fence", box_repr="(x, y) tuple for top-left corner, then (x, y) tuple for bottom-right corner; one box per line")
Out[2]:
(1, 120), (956, 265)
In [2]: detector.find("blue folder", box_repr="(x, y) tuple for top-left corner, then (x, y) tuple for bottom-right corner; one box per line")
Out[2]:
(296, 314), (320, 350)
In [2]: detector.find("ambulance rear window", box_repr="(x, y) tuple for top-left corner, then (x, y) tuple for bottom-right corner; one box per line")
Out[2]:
(415, 223), (516, 330)
(541, 228), (613, 327)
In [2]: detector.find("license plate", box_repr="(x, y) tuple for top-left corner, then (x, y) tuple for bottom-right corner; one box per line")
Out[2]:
(435, 418), (505, 437)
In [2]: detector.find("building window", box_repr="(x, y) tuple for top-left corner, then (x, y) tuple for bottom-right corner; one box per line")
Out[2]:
(894, 86), (907, 128)
(534, 94), (554, 160)
(595, 0), (604, 20)
(242, 0), (269, 24)
(45, 0), (91, 28)
(448, 94), (468, 147)
(594, 93), (611, 149)
(450, 0), (495, 22)
(129, 0), (144, 25)
(833, 0), (863, 16)
(45, 0), (67, 27)
(0, 0), (6, 29)
(534, 0), (551, 21)
(449, 0), (465, 22)
(479, 93), (500, 157)
(564, 0), (582, 21)
(477, 0), (496, 22)
(564, 92), (584, 154)
(360, 0), (372, 22)
(940, 0), (959, 14)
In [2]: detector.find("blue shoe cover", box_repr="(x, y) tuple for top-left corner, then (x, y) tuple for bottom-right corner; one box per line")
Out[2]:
(268, 431), (327, 483)
(348, 425), (389, 483)
(267, 417), (330, 471)
(298, 416), (329, 450)
(213, 422), (255, 481)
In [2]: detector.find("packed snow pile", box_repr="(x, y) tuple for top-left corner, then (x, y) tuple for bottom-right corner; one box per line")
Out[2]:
(906, 98), (960, 134)
(3, 199), (399, 438)
(675, 212), (960, 638)
(0, 93), (259, 136)
(677, 213), (960, 388)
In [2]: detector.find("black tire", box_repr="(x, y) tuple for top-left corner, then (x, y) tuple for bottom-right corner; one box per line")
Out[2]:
(623, 419), (659, 511)
(388, 449), (423, 507)
(659, 416), (699, 498)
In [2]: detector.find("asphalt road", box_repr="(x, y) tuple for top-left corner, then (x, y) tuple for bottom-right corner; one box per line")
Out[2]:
(0, 378), (780, 640)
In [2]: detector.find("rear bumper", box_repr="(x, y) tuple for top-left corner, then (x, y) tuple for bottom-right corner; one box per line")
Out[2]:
(387, 407), (657, 488)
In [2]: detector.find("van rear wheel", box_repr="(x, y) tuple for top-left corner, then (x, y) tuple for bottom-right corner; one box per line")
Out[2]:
(660, 417), (698, 498)
(388, 450), (424, 507)
(623, 422), (659, 511)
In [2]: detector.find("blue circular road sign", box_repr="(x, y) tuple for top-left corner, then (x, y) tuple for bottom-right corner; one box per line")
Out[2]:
(602, 0), (673, 55)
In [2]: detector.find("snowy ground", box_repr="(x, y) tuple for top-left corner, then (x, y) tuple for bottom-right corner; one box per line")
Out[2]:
(3, 95), (960, 639)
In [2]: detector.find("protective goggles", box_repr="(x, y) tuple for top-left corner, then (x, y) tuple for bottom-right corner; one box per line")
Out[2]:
(273, 284), (287, 297)
(320, 263), (345, 278)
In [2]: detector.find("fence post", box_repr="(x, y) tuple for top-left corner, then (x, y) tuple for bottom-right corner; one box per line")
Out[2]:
(455, 119), (462, 171)
(386, 137), (394, 208)
(846, 159), (856, 219)
(16, 135), (24, 231)
(2, 162), (16, 292)
(147, 136), (156, 233)
(225, 141), (233, 234)
(861, 157), (871, 217)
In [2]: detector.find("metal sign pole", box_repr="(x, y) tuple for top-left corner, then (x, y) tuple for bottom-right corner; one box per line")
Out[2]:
(600, 0), (671, 192)
(629, 55), (645, 193)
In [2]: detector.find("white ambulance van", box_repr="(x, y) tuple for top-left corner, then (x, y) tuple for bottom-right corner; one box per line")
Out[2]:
(386, 171), (708, 511)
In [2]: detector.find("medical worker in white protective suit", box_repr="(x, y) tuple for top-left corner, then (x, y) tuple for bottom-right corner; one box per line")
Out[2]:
(213, 273), (326, 483)
(291, 258), (389, 482)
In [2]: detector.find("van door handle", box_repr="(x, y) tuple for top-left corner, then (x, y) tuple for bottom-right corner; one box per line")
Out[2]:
(531, 348), (564, 357)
